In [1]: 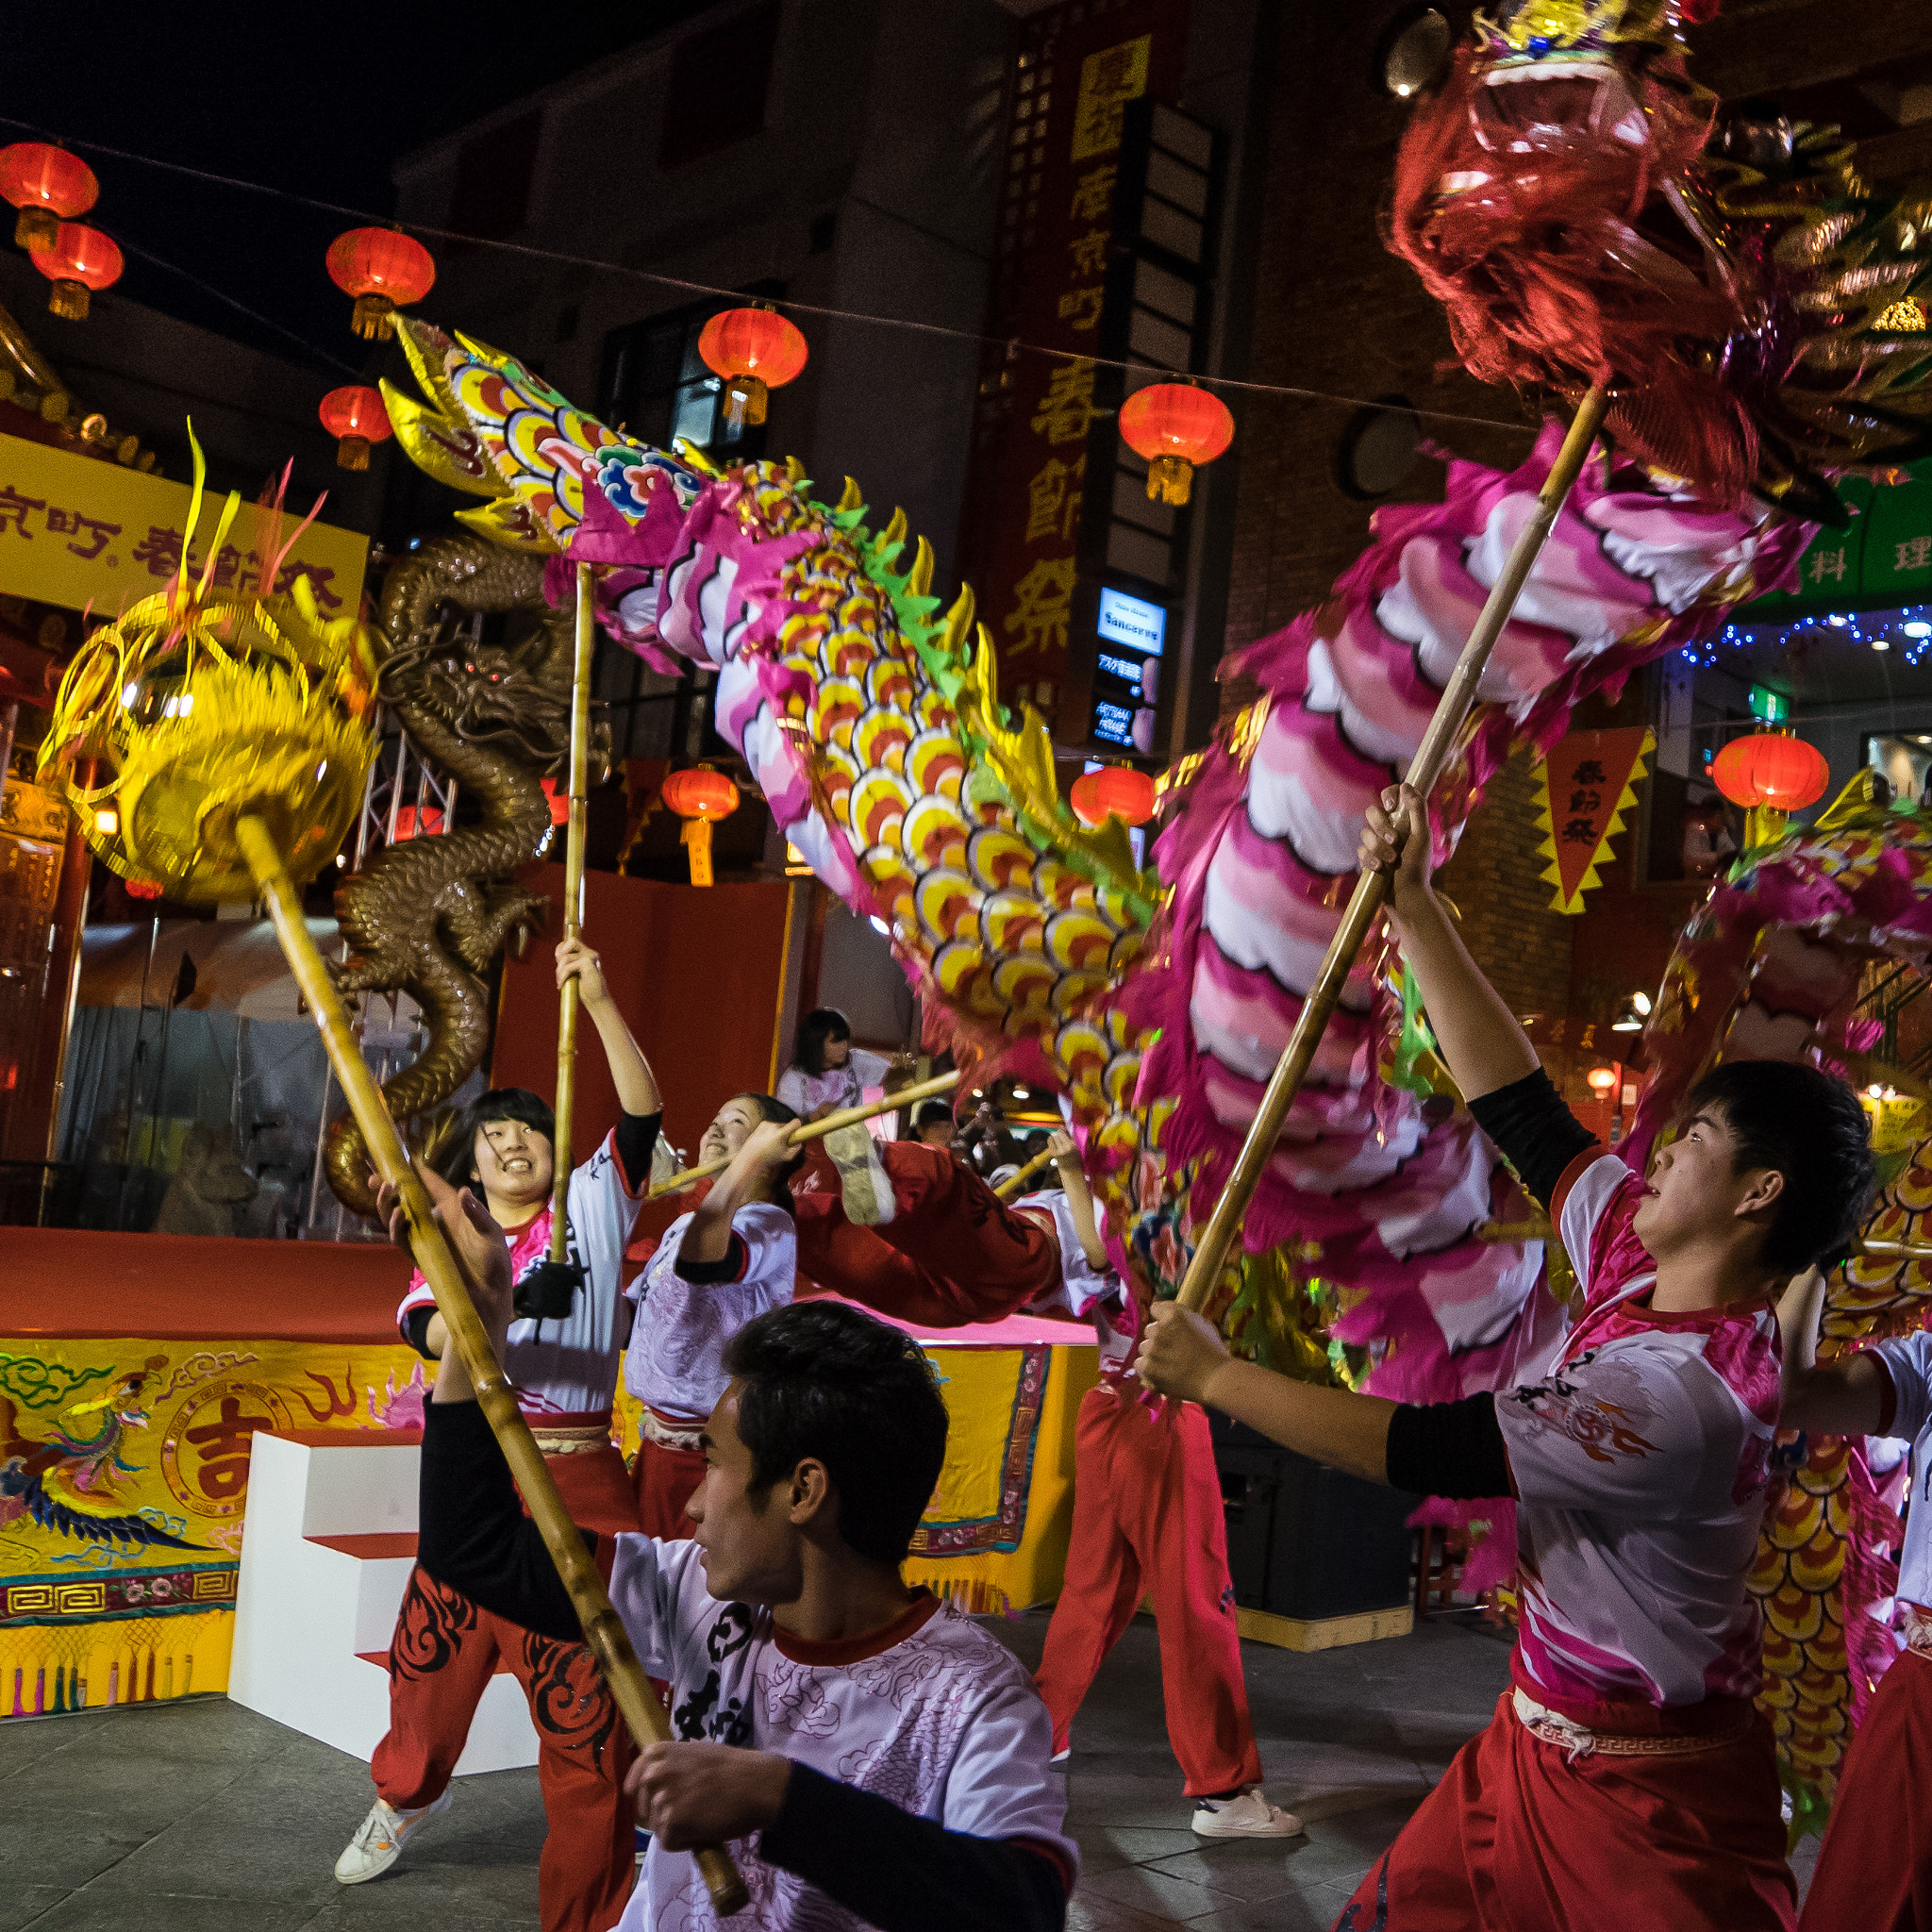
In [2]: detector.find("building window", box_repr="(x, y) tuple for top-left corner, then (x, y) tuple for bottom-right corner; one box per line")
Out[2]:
(597, 282), (784, 456)
(661, 0), (782, 168)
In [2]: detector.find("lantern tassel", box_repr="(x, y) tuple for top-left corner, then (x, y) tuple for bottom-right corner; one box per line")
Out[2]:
(681, 817), (715, 887)
(336, 434), (371, 473)
(47, 279), (88, 322)
(724, 375), (767, 434)
(352, 292), (397, 341)
(14, 208), (56, 250)
(1147, 455), (1193, 506)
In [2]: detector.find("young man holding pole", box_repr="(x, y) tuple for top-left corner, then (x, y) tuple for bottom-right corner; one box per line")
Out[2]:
(1137, 784), (1874, 1932)
(335, 935), (658, 1932)
(414, 1159), (1078, 1932)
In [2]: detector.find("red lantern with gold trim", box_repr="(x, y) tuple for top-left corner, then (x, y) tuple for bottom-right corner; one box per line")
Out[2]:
(325, 227), (436, 340)
(319, 387), (393, 471)
(0, 143), (97, 251)
(1071, 765), (1157, 827)
(661, 764), (741, 887)
(1710, 732), (1829, 811)
(698, 305), (808, 434)
(1118, 381), (1235, 506)
(28, 223), (121, 321)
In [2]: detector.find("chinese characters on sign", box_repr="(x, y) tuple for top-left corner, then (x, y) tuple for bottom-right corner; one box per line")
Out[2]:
(960, 1), (1188, 728)
(1536, 728), (1656, 914)
(0, 430), (367, 621)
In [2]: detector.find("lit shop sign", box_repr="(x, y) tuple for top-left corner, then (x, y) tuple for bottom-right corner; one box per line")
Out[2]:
(1091, 587), (1166, 752)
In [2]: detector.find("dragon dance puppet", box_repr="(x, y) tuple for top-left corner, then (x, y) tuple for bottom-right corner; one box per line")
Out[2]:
(380, 0), (1932, 1834)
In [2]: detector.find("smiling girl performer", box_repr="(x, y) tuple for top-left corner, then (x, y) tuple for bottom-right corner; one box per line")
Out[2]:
(625, 1092), (803, 1539)
(336, 935), (658, 1932)
(1138, 784), (1874, 1932)
(407, 1158), (1076, 1932)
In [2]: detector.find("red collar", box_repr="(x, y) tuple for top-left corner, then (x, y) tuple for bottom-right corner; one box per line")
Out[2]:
(771, 1590), (942, 1666)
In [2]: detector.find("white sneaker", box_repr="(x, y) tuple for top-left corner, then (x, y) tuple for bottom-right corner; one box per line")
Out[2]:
(1191, 1788), (1303, 1839)
(334, 1791), (453, 1883)
(1050, 1747), (1071, 1766)
(824, 1124), (895, 1227)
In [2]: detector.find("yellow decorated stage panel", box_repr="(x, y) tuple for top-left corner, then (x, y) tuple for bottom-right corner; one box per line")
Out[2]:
(3, 1291), (1093, 1719)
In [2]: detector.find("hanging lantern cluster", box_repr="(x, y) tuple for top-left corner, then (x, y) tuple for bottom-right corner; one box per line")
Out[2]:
(661, 764), (740, 887)
(318, 386), (393, 471)
(0, 142), (97, 250)
(1, 143), (121, 322)
(698, 304), (808, 434)
(1118, 380), (1235, 506)
(325, 227), (437, 340)
(1070, 764), (1157, 828)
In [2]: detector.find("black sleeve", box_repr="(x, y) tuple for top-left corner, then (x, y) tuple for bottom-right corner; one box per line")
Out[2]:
(1466, 1067), (1598, 1211)
(1385, 1393), (1513, 1500)
(615, 1109), (661, 1195)
(675, 1231), (748, 1285)
(403, 1305), (437, 1360)
(416, 1399), (590, 1644)
(760, 1764), (1067, 1932)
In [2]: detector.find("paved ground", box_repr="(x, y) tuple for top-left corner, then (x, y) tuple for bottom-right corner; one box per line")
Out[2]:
(0, 1607), (1816, 1929)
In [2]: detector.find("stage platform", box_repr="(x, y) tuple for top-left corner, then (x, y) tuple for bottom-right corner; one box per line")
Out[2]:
(0, 1228), (1093, 1725)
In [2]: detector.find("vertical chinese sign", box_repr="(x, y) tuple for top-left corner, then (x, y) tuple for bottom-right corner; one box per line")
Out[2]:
(958, 0), (1191, 736)
(1535, 728), (1655, 913)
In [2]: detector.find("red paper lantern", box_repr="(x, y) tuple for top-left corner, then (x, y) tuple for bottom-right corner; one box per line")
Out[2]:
(325, 227), (436, 340)
(1118, 382), (1236, 506)
(1710, 732), (1829, 811)
(697, 306), (808, 433)
(539, 777), (572, 827)
(661, 764), (741, 888)
(125, 878), (163, 901)
(1071, 765), (1157, 827)
(28, 223), (121, 321)
(318, 386), (392, 471)
(0, 143), (98, 250)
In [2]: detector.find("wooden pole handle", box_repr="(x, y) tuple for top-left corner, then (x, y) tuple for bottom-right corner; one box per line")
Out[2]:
(549, 562), (597, 1265)
(235, 814), (748, 1918)
(651, 1070), (962, 1197)
(1174, 383), (1611, 1314)
(992, 1143), (1058, 1200)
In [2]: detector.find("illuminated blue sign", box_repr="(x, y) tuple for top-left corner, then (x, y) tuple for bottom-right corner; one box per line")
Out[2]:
(1096, 588), (1166, 656)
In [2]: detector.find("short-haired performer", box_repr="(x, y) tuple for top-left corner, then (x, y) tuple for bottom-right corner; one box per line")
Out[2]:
(1777, 1267), (1932, 1930)
(1138, 786), (1874, 1932)
(624, 1094), (802, 1539)
(336, 937), (658, 1932)
(412, 1162), (1079, 1932)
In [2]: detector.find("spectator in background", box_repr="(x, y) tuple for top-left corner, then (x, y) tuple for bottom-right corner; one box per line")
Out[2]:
(912, 1100), (958, 1150)
(776, 1008), (891, 1123)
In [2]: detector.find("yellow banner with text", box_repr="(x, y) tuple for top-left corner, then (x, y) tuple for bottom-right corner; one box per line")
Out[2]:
(0, 432), (369, 619)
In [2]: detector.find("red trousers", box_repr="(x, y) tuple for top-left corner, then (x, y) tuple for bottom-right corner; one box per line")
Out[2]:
(1800, 1646), (1926, 1930)
(372, 1441), (641, 1932)
(791, 1140), (1059, 1326)
(630, 1431), (707, 1542)
(1035, 1386), (1263, 1796)
(1331, 1689), (1796, 1931)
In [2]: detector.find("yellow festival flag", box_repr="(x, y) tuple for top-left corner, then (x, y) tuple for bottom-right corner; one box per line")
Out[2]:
(1534, 727), (1655, 914)
(0, 431), (368, 618)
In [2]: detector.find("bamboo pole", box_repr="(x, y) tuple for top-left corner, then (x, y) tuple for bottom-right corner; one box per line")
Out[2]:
(235, 813), (747, 1918)
(548, 562), (596, 1266)
(1175, 382), (1611, 1314)
(993, 1143), (1058, 1200)
(651, 1070), (962, 1196)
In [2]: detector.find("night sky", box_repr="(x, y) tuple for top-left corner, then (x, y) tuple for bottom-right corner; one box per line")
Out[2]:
(2, 3), (716, 380)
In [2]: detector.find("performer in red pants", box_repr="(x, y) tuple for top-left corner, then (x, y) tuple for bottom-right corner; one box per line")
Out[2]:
(1024, 1137), (1298, 1837)
(335, 937), (654, 1932)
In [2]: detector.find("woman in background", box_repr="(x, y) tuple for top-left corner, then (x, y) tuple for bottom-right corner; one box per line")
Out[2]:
(776, 1008), (891, 1122)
